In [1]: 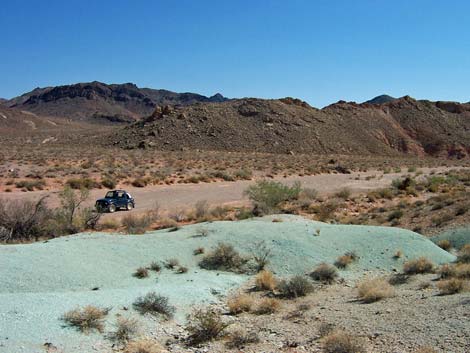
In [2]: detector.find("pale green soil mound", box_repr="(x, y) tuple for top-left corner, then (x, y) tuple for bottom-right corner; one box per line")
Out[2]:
(0, 215), (454, 353)
(431, 226), (470, 250)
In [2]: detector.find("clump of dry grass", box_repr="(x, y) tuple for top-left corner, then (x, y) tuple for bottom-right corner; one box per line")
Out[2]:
(133, 292), (175, 319)
(357, 277), (394, 303)
(111, 316), (140, 343)
(255, 298), (281, 315)
(457, 244), (470, 263)
(254, 270), (277, 291)
(403, 257), (434, 275)
(278, 275), (314, 298)
(310, 263), (338, 283)
(185, 308), (229, 346)
(149, 261), (161, 272)
(334, 252), (358, 269)
(61, 305), (110, 333)
(322, 330), (366, 353)
(227, 294), (254, 315)
(199, 242), (247, 273)
(225, 329), (259, 349)
(438, 264), (456, 279)
(437, 239), (452, 251)
(455, 263), (470, 279)
(124, 338), (167, 353)
(437, 278), (465, 295)
(134, 267), (149, 279)
(164, 258), (180, 269)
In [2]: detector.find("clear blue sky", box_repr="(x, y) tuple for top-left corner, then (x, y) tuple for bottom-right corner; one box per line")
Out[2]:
(1, 0), (469, 107)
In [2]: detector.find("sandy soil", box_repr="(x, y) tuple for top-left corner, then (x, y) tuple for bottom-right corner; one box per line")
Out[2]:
(0, 168), (447, 219)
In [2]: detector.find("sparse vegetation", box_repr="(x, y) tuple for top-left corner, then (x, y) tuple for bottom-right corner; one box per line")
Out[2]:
(437, 278), (465, 295)
(403, 257), (434, 275)
(357, 277), (394, 303)
(133, 292), (175, 319)
(244, 180), (301, 214)
(134, 267), (149, 279)
(61, 305), (110, 333)
(254, 270), (277, 291)
(310, 263), (338, 283)
(227, 294), (254, 315)
(457, 244), (470, 263)
(255, 298), (281, 314)
(225, 329), (259, 349)
(185, 308), (229, 346)
(278, 275), (314, 298)
(199, 242), (248, 273)
(111, 316), (140, 343)
(322, 330), (366, 353)
(124, 339), (166, 353)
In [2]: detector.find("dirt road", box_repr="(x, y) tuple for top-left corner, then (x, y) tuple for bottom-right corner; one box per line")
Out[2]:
(0, 169), (439, 219)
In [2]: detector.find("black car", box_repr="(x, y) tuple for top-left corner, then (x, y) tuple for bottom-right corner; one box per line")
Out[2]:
(95, 190), (135, 213)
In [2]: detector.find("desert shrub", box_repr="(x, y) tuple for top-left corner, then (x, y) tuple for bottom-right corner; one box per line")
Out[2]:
(121, 213), (153, 234)
(62, 305), (110, 333)
(455, 263), (470, 279)
(323, 330), (366, 353)
(53, 186), (90, 234)
(316, 200), (340, 222)
(318, 323), (336, 338)
(194, 200), (209, 219)
(233, 169), (253, 180)
(156, 217), (178, 230)
(15, 179), (46, 191)
(403, 257), (434, 275)
(278, 275), (314, 298)
(438, 264), (457, 279)
(244, 180), (301, 214)
(131, 178), (148, 187)
(133, 292), (175, 319)
(388, 273), (410, 286)
(66, 178), (100, 190)
(250, 240), (273, 271)
(149, 261), (161, 272)
(134, 267), (149, 279)
(255, 298), (281, 314)
(98, 218), (120, 230)
(185, 308), (229, 346)
(254, 270), (277, 291)
(164, 258), (180, 269)
(457, 244), (470, 263)
(111, 316), (140, 343)
(310, 263), (338, 283)
(124, 339), (166, 353)
(387, 209), (404, 221)
(101, 178), (117, 189)
(225, 329), (259, 349)
(334, 187), (351, 199)
(0, 196), (50, 242)
(227, 294), (254, 315)
(437, 278), (465, 295)
(357, 278), (394, 303)
(199, 242), (248, 273)
(300, 187), (318, 201)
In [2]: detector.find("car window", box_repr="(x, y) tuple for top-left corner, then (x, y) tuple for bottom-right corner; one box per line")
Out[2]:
(117, 192), (124, 198)
(105, 191), (114, 198)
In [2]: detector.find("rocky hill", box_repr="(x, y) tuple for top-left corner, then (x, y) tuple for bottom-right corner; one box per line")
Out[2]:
(109, 96), (470, 158)
(5, 82), (227, 123)
(364, 94), (397, 104)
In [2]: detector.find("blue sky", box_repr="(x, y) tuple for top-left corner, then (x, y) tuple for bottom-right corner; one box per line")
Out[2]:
(1, 0), (469, 107)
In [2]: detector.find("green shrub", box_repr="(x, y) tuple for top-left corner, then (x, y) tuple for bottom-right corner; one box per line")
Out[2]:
(244, 180), (301, 214)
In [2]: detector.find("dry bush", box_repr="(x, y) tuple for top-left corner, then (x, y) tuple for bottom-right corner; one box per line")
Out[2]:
(121, 213), (153, 234)
(278, 275), (314, 298)
(164, 258), (180, 269)
(133, 292), (175, 319)
(310, 263), (338, 283)
(149, 262), (161, 272)
(62, 305), (110, 333)
(334, 255), (353, 269)
(388, 273), (410, 286)
(334, 188), (351, 200)
(318, 323), (336, 338)
(98, 218), (120, 230)
(194, 200), (210, 220)
(227, 294), (254, 315)
(111, 316), (140, 343)
(185, 308), (229, 346)
(134, 267), (149, 279)
(225, 329), (259, 349)
(437, 278), (465, 295)
(0, 196), (50, 242)
(455, 263), (470, 279)
(199, 242), (248, 273)
(124, 339), (166, 353)
(193, 247), (205, 255)
(357, 278), (394, 303)
(255, 298), (281, 314)
(457, 244), (470, 263)
(437, 239), (452, 251)
(316, 200), (340, 222)
(254, 270), (277, 291)
(403, 257), (434, 275)
(250, 240), (273, 271)
(323, 330), (366, 353)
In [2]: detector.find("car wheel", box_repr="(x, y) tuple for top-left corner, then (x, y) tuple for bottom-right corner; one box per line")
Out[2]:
(126, 202), (134, 211)
(108, 204), (116, 213)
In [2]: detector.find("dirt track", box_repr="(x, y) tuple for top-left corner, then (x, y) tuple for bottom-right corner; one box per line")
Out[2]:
(0, 169), (443, 219)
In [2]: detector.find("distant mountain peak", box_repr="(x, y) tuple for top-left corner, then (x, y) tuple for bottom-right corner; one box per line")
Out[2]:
(364, 94), (397, 105)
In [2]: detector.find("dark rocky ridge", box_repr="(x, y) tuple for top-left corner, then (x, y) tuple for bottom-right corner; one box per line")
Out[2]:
(6, 81), (228, 122)
(108, 96), (470, 158)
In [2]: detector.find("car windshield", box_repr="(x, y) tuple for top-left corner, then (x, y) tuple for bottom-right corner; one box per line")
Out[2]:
(105, 191), (115, 198)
